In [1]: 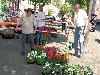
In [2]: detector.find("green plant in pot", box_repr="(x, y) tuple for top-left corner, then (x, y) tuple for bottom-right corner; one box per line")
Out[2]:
(26, 51), (37, 64)
(36, 52), (47, 65)
(42, 62), (52, 74)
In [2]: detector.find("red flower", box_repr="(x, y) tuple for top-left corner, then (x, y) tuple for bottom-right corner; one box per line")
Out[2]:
(48, 56), (51, 59)
(54, 53), (62, 60)
(62, 55), (69, 61)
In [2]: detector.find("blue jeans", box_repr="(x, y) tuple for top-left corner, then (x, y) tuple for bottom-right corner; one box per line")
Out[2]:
(74, 26), (84, 54)
(37, 27), (44, 44)
(21, 33), (34, 53)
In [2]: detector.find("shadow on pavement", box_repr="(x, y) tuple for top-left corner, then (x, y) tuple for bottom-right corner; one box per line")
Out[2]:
(68, 53), (74, 56)
(95, 39), (100, 44)
(0, 35), (42, 75)
(48, 34), (67, 43)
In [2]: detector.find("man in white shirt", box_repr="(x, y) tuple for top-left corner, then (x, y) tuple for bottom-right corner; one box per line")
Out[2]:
(73, 4), (88, 58)
(17, 8), (35, 55)
(36, 8), (45, 45)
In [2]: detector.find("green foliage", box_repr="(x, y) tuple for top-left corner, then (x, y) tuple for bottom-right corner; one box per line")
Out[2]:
(63, 64), (94, 75)
(30, 0), (51, 11)
(1, 0), (8, 14)
(52, 0), (62, 6)
(59, 3), (72, 15)
(48, 9), (55, 15)
(65, 0), (90, 11)
(42, 63), (94, 75)
(27, 48), (47, 65)
(30, 0), (51, 5)
(36, 52), (47, 65)
(26, 52), (36, 63)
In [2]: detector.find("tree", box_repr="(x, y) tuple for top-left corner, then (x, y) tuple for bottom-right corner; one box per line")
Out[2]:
(52, 0), (62, 7)
(65, 0), (90, 13)
(60, 3), (72, 13)
(30, 0), (52, 11)
(1, 0), (7, 14)
(48, 9), (55, 15)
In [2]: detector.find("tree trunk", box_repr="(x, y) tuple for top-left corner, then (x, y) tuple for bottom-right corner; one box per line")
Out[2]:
(87, 4), (89, 14)
(84, 30), (89, 47)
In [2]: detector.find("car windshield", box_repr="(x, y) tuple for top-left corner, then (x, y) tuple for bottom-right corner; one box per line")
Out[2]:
(46, 15), (53, 18)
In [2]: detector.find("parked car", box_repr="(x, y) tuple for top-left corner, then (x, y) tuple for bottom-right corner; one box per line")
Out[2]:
(45, 15), (56, 23)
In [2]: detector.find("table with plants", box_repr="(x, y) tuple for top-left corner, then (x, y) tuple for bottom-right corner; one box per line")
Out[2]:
(26, 45), (93, 75)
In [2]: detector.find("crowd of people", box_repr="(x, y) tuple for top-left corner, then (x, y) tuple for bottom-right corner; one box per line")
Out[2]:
(17, 4), (89, 58)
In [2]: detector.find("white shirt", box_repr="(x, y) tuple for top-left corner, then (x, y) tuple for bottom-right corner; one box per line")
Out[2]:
(36, 11), (45, 27)
(21, 12), (26, 17)
(17, 14), (35, 34)
(74, 9), (88, 26)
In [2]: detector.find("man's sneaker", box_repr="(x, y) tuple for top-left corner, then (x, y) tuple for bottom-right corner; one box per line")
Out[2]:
(73, 54), (81, 58)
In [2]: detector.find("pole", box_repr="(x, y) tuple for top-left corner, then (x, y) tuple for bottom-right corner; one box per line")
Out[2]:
(16, 0), (19, 11)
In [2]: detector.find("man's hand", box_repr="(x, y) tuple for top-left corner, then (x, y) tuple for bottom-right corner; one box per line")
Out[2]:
(41, 19), (45, 21)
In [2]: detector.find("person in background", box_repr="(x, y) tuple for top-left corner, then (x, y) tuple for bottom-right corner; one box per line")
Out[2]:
(17, 8), (35, 55)
(36, 7), (45, 45)
(61, 14), (66, 33)
(72, 4), (88, 58)
(61, 12), (68, 34)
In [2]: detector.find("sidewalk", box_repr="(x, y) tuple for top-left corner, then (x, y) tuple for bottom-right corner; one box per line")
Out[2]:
(0, 25), (100, 75)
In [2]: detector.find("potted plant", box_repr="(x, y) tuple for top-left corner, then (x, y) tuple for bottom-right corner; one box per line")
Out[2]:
(26, 51), (37, 64)
(36, 52), (47, 65)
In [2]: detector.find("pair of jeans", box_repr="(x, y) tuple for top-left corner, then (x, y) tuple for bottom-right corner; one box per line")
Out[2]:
(37, 27), (44, 44)
(21, 33), (34, 53)
(73, 26), (84, 54)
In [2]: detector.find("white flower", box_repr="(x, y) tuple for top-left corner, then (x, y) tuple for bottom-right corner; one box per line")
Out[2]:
(52, 71), (55, 74)
(29, 57), (32, 60)
(31, 51), (35, 54)
(27, 56), (29, 58)
(60, 66), (63, 68)
(27, 53), (30, 57)
(43, 67), (46, 68)
(28, 53), (31, 55)
(45, 62), (50, 66)
(41, 53), (46, 57)
(55, 64), (60, 66)
(35, 51), (37, 54)
(31, 54), (34, 56)
(27, 53), (31, 57)
(38, 56), (41, 58)
(31, 51), (37, 55)
(41, 51), (44, 53)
